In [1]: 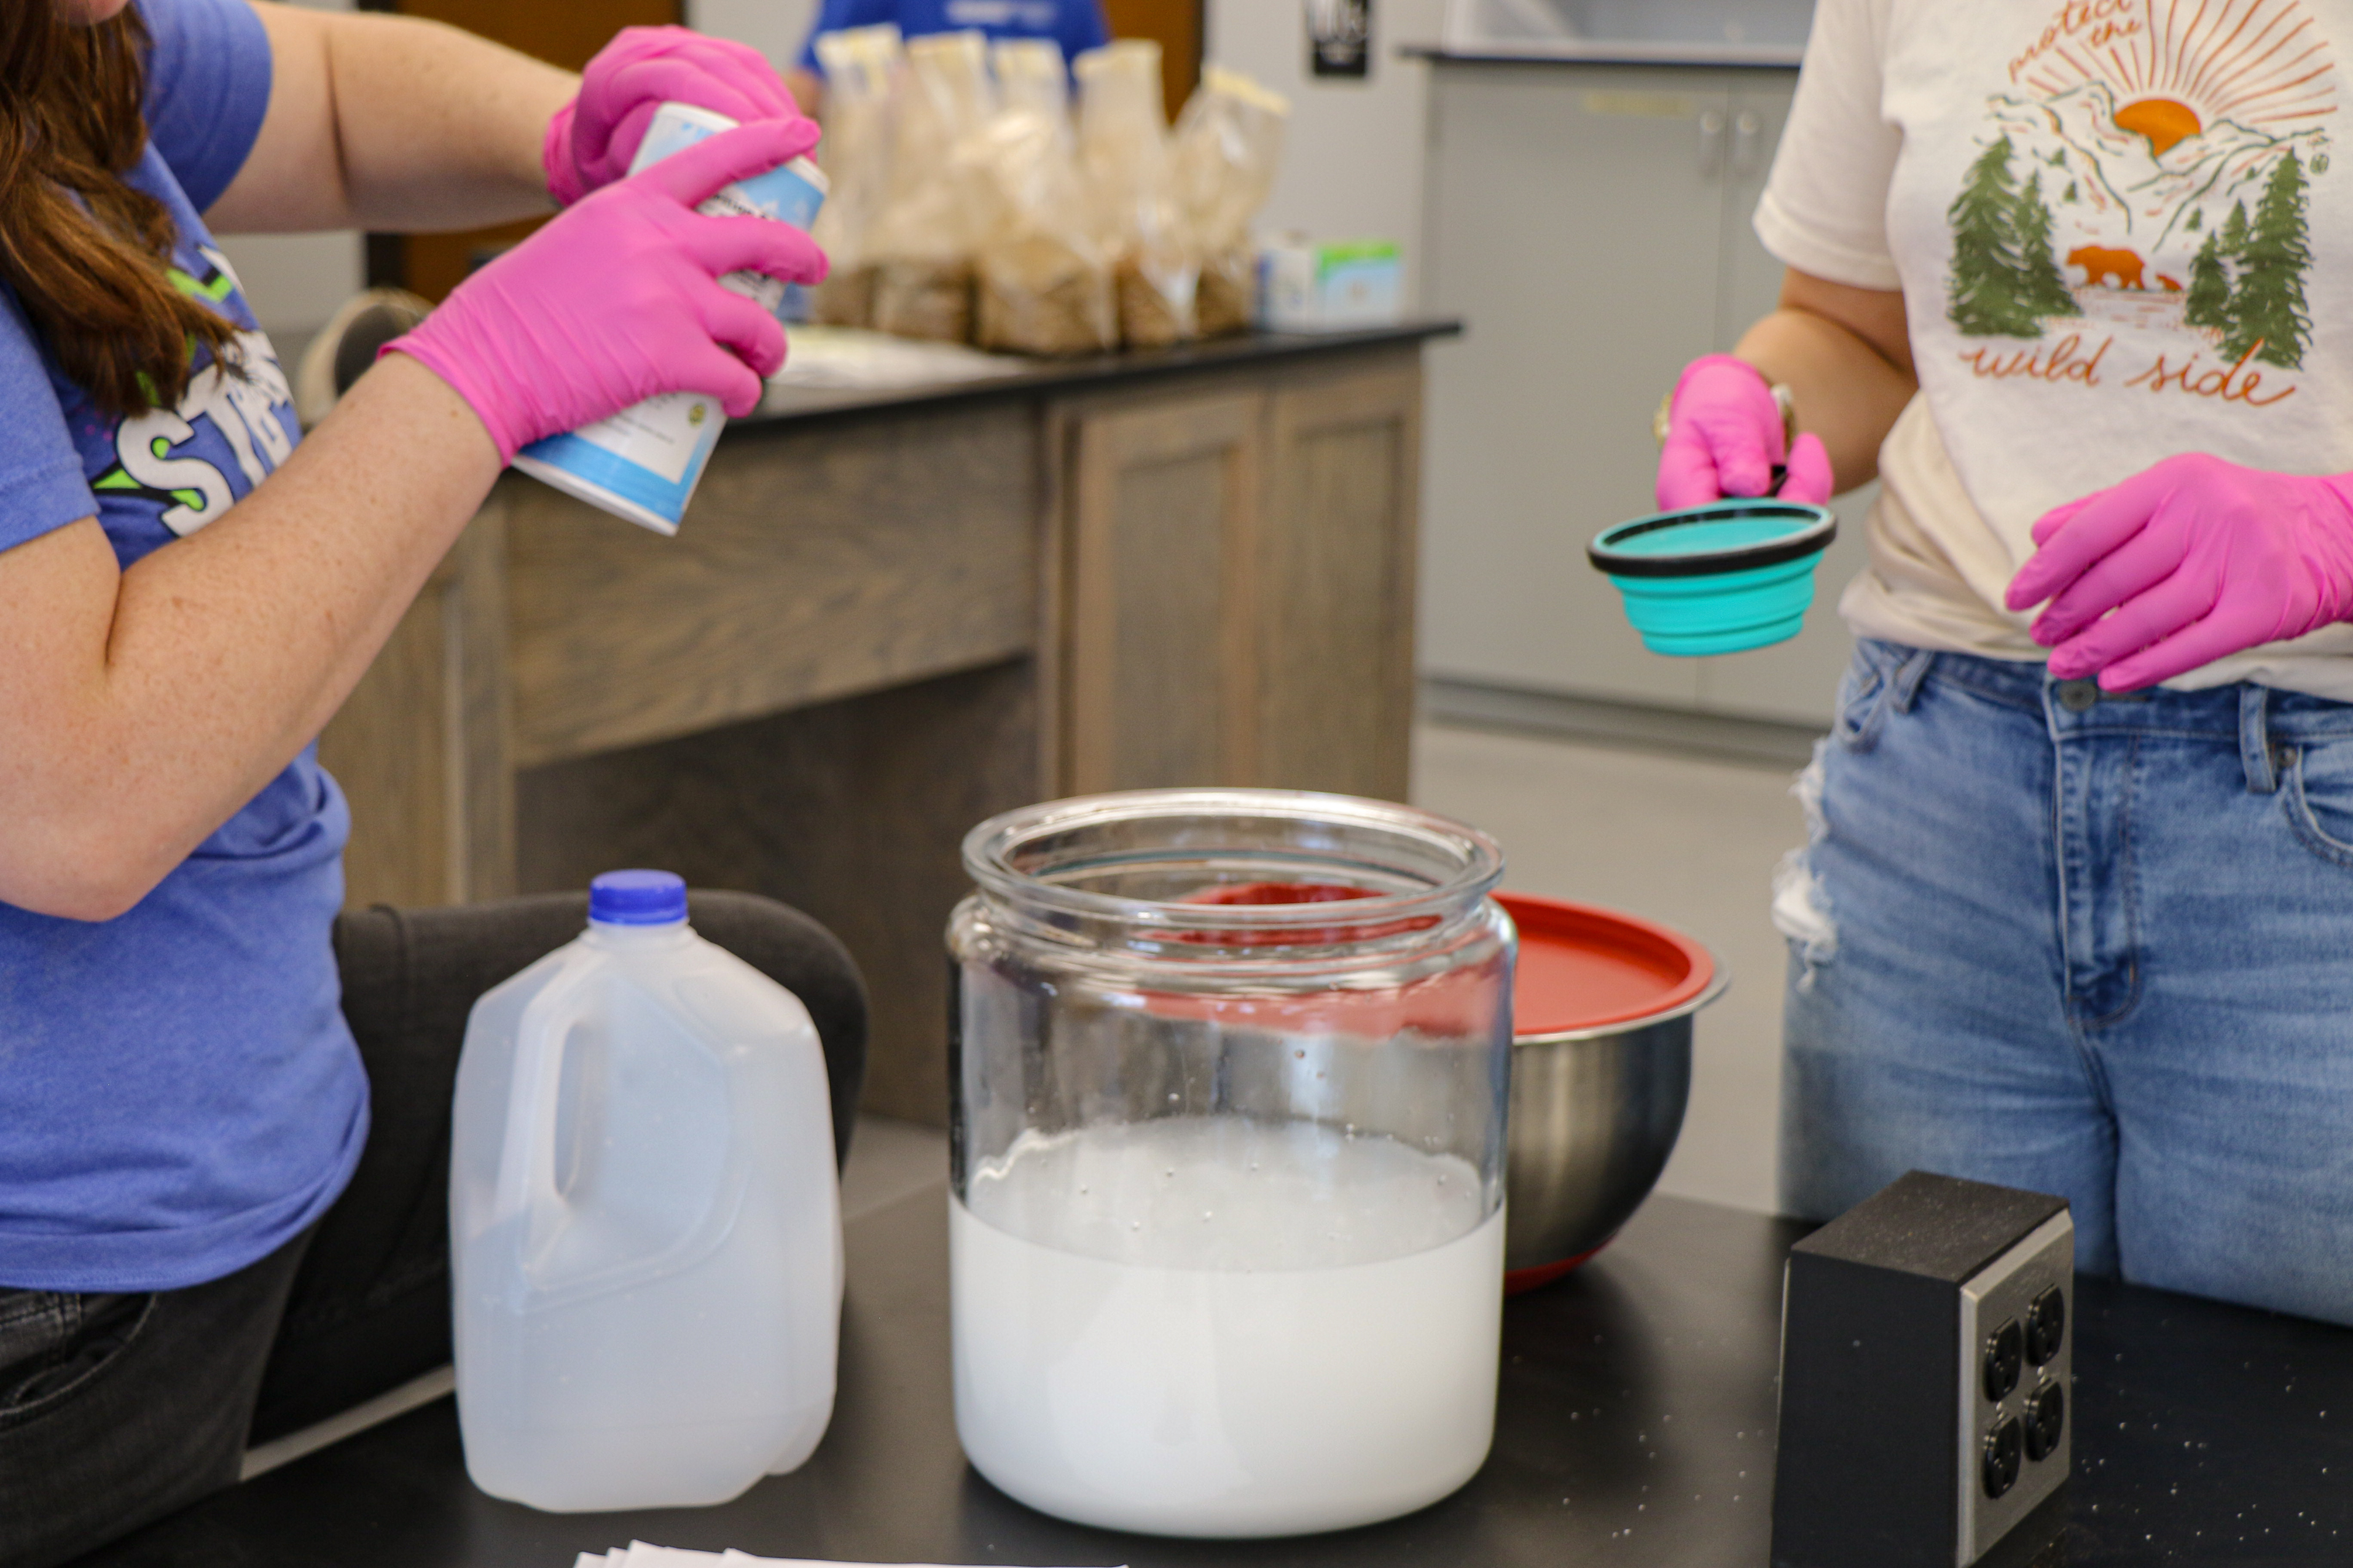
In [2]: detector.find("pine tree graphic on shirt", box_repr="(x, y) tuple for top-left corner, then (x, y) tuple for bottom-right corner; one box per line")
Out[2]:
(2185, 230), (2231, 330)
(1948, 136), (2038, 336)
(2223, 149), (2314, 369)
(1947, 141), (2084, 337)
(2014, 173), (2081, 319)
(1954, 0), (2334, 361)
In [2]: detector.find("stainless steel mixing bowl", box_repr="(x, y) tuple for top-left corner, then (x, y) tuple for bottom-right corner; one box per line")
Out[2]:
(1503, 972), (1726, 1276)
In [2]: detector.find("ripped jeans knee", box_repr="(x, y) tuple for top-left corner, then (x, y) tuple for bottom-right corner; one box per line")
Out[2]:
(1772, 739), (1837, 988)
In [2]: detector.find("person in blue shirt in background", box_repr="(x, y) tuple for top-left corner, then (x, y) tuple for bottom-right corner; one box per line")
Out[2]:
(783, 0), (1109, 108)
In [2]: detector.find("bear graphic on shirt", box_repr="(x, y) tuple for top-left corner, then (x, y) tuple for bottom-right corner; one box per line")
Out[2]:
(1949, 0), (2333, 372)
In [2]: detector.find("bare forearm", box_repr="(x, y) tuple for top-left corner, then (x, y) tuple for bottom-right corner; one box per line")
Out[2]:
(0, 360), (499, 916)
(326, 14), (573, 231)
(212, 3), (572, 235)
(1735, 308), (1916, 491)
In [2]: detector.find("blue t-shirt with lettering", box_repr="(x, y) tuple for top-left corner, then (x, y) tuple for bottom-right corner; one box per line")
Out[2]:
(797, 0), (1109, 71)
(0, 0), (367, 1293)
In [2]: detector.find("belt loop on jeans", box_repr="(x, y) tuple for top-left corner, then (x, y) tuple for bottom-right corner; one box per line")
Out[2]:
(1890, 648), (1937, 714)
(2241, 685), (2278, 795)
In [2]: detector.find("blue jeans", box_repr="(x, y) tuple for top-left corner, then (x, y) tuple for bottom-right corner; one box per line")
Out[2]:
(1781, 638), (2353, 1325)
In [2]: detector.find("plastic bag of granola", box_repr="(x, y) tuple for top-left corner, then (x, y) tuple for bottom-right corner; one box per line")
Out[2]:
(968, 40), (1116, 356)
(1076, 40), (1195, 348)
(866, 30), (997, 341)
(807, 24), (904, 328)
(1171, 67), (1291, 338)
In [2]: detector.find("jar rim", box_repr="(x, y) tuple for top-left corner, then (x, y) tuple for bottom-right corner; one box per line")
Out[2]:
(961, 788), (1505, 935)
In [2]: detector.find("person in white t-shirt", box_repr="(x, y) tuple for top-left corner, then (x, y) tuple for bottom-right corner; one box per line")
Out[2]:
(1660, 0), (2353, 1324)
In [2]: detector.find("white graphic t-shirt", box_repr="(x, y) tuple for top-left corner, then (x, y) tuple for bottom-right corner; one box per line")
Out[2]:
(1758, 0), (2353, 696)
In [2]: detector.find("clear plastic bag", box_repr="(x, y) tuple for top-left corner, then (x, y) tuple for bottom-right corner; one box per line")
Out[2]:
(968, 40), (1116, 356)
(807, 25), (904, 329)
(1076, 41), (1196, 349)
(1172, 68), (1291, 338)
(867, 31), (998, 342)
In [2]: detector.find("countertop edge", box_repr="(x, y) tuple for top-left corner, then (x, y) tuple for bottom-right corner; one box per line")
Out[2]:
(734, 320), (1463, 433)
(1404, 42), (1804, 70)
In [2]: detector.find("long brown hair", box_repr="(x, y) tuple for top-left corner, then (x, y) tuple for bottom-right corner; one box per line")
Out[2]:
(0, 2), (243, 418)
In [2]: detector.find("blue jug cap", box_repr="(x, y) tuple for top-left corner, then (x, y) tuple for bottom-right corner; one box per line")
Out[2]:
(589, 870), (689, 926)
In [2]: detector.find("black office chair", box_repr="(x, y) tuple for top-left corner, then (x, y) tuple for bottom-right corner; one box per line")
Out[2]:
(247, 890), (867, 1442)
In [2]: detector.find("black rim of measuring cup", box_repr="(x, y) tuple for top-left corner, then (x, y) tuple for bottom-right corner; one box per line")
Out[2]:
(1588, 501), (1838, 580)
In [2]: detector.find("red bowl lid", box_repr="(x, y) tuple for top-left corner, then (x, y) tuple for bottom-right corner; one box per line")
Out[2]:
(1498, 891), (1715, 1038)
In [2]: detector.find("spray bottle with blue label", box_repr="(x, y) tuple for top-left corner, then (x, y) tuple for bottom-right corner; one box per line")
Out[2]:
(511, 104), (828, 536)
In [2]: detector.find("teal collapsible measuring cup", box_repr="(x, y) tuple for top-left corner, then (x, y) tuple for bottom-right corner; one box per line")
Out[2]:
(1588, 498), (1838, 657)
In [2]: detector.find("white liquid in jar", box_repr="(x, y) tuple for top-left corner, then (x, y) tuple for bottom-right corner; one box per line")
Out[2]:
(950, 1117), (1503, 1538)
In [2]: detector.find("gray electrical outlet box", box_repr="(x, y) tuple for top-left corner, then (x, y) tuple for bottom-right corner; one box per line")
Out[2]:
(1771, 1171), (2074, 1568)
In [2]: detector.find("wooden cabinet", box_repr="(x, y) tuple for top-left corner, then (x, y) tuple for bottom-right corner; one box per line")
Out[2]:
(1054, 349), (1422, 802)
(318, 336), (1435, 1124)
(1420, 62), (1875, 728)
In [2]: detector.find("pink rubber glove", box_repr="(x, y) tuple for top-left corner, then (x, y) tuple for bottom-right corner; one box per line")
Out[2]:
(389, 119), (828, 464)
(2005, 453), (2353, 690)
(1656, 353), (1834, 511)
(545, 26), (805, 208)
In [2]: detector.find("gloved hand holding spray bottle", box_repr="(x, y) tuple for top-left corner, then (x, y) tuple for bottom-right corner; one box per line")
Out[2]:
(511, 101), (828, 534)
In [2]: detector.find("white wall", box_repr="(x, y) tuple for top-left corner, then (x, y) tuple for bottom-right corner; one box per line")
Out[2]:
(1204, 0), (1443, 277)
(687, 0), (821, 73)
(213, 0), (362, 341)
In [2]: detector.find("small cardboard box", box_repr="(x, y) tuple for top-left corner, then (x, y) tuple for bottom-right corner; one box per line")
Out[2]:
(1257, 238), (1403, 332)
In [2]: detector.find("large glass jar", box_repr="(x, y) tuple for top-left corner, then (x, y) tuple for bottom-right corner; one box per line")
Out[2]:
(946, 789), (1514, 1539)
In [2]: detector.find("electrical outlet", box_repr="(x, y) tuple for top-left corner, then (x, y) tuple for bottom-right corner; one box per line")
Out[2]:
(1959, 1214), (2073, 1560)
(1771, 1171), (2074, 1568)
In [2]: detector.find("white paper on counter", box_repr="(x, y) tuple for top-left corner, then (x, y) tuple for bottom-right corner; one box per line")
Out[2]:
(765, 326), (1028, 391)
(569, 1545), (1124, 1568)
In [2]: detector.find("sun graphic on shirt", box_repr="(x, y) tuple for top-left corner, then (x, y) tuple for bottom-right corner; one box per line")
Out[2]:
(2015, 0), (2338, 155)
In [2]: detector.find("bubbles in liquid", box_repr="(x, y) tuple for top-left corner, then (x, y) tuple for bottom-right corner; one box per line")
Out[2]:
(970, 1118), (1486, 1271)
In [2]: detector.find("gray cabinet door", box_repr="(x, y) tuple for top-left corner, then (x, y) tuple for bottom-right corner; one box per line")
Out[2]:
(1420, 65), (1736, 709)
(1422, 63), (1882, 731)
(1695, 78), (1873, 727)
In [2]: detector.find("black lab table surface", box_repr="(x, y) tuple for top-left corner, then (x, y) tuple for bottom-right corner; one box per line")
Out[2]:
(76, 1188), (2353, 1566)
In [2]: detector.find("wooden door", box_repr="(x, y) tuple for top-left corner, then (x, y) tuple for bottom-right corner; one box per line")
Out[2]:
(1098, 0), (1204, 123)
(368, 0), (682, 300)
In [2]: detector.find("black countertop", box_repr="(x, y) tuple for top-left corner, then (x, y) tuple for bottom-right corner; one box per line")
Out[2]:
(734, 321), (1463, 433)
(79, 1188), (2353, 1567)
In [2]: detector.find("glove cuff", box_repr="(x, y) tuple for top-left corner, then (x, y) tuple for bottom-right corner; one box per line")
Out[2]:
(380, 333), (528, 466)
(543, 101), (584, 209)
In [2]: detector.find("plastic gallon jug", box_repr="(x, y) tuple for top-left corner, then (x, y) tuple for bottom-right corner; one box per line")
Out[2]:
(450, 871), (840, 1512)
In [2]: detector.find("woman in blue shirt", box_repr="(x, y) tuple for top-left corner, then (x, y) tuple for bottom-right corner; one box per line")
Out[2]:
(0, 2), (823, 1561)
(785, 0), (1110, 106)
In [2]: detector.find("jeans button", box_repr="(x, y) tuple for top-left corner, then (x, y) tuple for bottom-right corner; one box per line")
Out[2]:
(2057, 680), (2100, 712)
